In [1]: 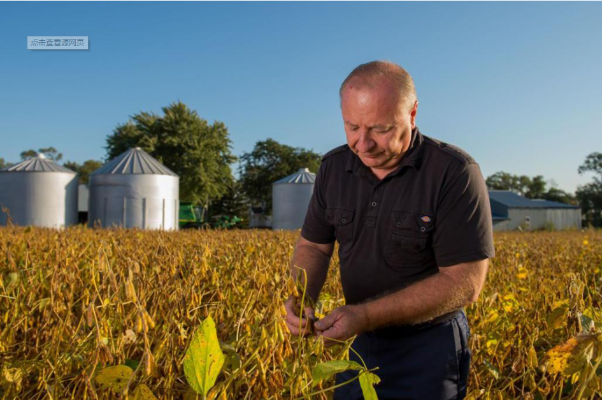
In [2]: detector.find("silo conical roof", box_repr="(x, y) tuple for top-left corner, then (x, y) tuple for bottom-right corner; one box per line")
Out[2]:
(92, 147), (178, 176)
(273, 168), (316, 185)
(2, 154), (75, 173)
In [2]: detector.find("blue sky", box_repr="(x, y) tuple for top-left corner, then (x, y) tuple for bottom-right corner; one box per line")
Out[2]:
(1, 2), (601, 193)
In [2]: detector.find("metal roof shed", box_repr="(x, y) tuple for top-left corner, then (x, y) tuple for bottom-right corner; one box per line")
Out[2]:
(488, 190), (581, 231)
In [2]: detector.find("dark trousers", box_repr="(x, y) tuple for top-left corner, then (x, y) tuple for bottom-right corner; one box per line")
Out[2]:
(333, 311), (471, 400)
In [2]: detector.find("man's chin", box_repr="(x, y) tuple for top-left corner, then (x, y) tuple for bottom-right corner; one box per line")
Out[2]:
(359, 156), (382, 166)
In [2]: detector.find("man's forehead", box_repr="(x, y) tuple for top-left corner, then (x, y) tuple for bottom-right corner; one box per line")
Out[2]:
(342, 86), (403, 115)
(344, 76), (398, 93)
(343, 79), (401, 103)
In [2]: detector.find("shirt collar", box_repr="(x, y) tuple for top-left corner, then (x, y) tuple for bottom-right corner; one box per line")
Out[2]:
(345, 126), (424, 179)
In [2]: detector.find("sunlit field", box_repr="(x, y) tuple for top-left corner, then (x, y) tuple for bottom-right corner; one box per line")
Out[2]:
(1, 228), (601, 399)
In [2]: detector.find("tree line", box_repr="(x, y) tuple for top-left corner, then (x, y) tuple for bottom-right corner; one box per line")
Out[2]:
(485, 153), (602, 226)
(1, 102), (600, 227)
(0, 102), (321, 226)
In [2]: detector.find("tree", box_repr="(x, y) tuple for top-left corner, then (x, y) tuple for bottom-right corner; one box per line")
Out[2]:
(0, 158), (14, 170)
(63, 160), (103, 184)
(20, 147), (63, 162)
(578, 152), (602, 182)
(543, 187), (577, 206)
(577, 183), (602, 227)
(486, 172), (526, 195)
(239, 139), (322, 214)
(208, 180), (251, 227)
(106, 118), (158, 159)
(486, 171), (577, 205)
(577, 152), (602, 227)
(526, 175), (547, 199)
(486, 172), (544, 198)
(105, 102), (237, 206)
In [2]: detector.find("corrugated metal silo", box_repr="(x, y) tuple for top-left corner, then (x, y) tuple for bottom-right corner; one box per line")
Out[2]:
(272, 168), (315, 230)
(0, 154), (78, 228)
(88, 148), (179, 230)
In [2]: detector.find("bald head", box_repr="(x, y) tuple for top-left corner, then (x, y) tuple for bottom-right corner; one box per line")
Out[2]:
(339, 61), (418, 111)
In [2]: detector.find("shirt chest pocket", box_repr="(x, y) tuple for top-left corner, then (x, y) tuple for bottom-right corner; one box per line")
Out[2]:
(384, 211), (435, 270)
(325, 208), (355, 245)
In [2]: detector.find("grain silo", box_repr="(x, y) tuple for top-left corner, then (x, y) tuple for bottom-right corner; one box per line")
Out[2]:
(0, 154), (78, 228)
(88, 148), (179, 230)
(272, 168), (315, 230)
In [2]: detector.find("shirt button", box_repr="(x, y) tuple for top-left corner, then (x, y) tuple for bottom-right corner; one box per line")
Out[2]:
(396, 222), (401, 228)
(341, 219), (347, 224)
(371, 202), (377, 207)
(420, 226), (426, 232)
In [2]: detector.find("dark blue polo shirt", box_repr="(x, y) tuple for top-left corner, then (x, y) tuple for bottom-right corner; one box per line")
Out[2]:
(301, 127), (495, 308)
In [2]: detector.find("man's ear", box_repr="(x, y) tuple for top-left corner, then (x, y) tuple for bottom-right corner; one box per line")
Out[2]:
(410, 101), (418, 129)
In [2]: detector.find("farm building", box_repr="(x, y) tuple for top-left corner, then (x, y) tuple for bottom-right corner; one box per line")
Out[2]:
(88, 147), (179, 230)
(272, 168), (315, 230)
(488, 190), (581, 231)
(0, 154), (78, 228)
(249, 206), (272, 229)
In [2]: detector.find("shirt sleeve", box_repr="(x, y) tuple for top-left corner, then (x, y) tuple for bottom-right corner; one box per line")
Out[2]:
(301, 162), (336, 244)
(433, 161), (495, 267)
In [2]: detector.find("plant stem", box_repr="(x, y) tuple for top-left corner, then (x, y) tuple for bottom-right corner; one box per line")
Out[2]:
(316, 336), (368, 370)
(576, 351), (602, 400)
(292, 367), (380, 400)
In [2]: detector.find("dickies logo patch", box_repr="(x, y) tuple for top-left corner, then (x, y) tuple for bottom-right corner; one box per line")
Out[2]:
(421, 216), (432, 223)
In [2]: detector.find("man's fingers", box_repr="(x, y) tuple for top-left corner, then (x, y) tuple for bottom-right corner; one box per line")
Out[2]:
(317, 325), (340, 340)
(286, 323), (307, 336)
(284, 312), (314, 336)
(285, 316), (311, 332)
(283, 297), (317, 336)
(316, 329), (342, 347)
(285, 320), (313, 336)
(314, 311), (336, 331)
(285, 310), (303, 326)
(314, 310), (345, 346)
(285, 306), (313, 327)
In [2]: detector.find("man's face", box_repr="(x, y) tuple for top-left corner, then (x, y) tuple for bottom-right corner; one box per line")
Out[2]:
(341, 80), (417, 173)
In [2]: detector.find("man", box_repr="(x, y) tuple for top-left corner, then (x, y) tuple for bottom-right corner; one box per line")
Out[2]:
(284, 61), (494, 400)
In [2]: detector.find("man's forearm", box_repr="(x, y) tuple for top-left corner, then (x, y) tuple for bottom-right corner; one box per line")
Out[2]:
(358, 270), (473, 331)
(290, 242), (331, 304)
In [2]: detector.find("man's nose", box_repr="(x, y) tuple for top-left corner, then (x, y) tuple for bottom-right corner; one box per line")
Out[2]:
(356, 130), (374, 153)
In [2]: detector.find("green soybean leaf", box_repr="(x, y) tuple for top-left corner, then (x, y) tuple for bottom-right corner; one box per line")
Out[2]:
(312, 360), (363, 386)
(8, 272), (19, 286)
(583, 307), (602, 329)
(183, 316), (225, 396)
(220, 342), (241, 371)
(131, 384), (158, 400)
(359, 371), (381, 400)
(94, 365), (133, 392)
(547, 306), (568, 330)
(578, 312), (595, 333)
(124, 358), (140, 371)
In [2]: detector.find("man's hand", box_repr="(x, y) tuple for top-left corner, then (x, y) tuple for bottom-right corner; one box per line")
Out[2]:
(314, 305), (369, 347)
(284, 296), (316, 336)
